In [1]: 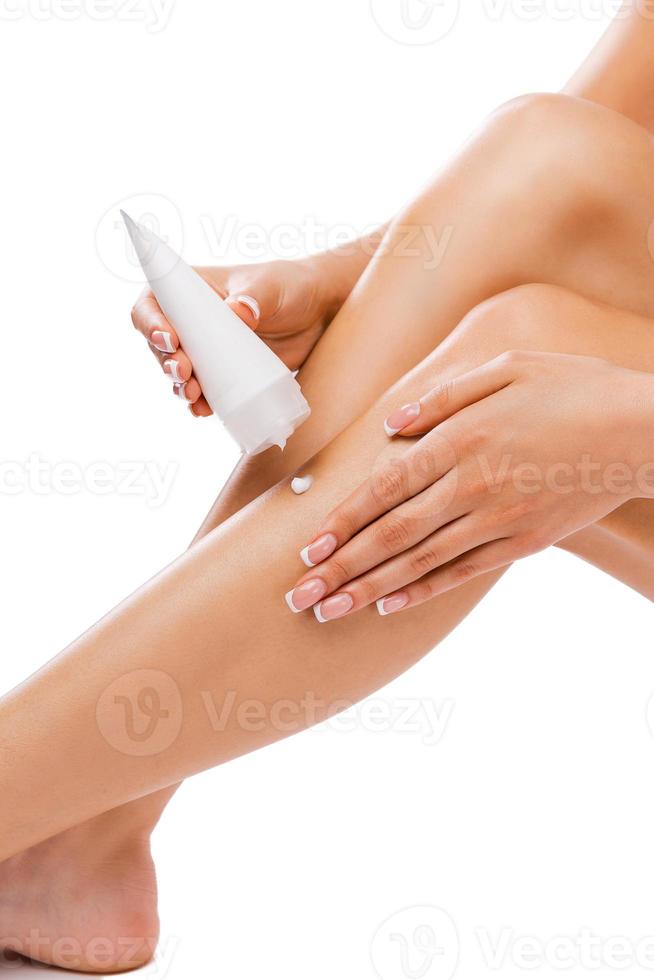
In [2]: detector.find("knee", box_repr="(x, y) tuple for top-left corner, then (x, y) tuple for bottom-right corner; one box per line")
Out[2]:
(456, 283), (579, 354)
(480, 92), (638, 217)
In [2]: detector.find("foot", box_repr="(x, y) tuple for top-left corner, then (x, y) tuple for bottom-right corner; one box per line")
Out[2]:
(0, 819), (159, 973)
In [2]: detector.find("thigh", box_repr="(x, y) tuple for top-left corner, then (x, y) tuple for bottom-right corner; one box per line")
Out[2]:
(197, 95), (654, 543)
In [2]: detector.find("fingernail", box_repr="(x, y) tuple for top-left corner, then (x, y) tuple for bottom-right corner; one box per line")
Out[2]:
(152, 331), (176, 354)
(173, 382), (190, 402)
(300, 533), (338, 568)
(376, 592), (410, 616)
(314, 593), (354, 623)
(164, 359), (183, 382)
(384, 402), (420, 436)
(233, 294), (260, 321)
(285, 578), (328, 613)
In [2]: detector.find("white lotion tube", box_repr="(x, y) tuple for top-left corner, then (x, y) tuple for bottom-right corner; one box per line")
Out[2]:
(122, 212), (310, 454)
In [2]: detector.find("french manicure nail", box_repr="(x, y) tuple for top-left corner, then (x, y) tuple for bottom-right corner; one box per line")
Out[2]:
(164, 359), (183, 382)
(376, 592), (410, 616)
(384, 402), (420, 437)
(173, 382), (190, 402)
(234, 294), (260, 321)
(152, 330), (176, 354)
(313, 593), (354, 623)
(285, 578), (328, 613)
(300, 533), (338, 568)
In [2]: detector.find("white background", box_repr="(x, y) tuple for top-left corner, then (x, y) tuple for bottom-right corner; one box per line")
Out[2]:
(1, 1), (653, 978)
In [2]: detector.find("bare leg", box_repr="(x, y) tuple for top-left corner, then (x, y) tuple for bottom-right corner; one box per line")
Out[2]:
(4, 93), (654, 972)
(1, 281), (654, 973)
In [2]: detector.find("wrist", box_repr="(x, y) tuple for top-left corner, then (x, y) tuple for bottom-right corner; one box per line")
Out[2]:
(303, 225), (387, 322)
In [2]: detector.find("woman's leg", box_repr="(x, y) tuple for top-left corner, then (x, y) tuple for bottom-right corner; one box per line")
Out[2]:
(3, 281), (654, 971)
(4, 92), (654, 971)
(197, 94), (654, 551)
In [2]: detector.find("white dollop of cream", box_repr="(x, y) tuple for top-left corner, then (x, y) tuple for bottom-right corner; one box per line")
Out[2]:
(291, 475), (314, 495)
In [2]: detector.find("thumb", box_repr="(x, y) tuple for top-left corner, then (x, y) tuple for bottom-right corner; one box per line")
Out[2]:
(196, 265), (282, 332)
(224, 270), (285, 332)
(225, 292), (262, 330)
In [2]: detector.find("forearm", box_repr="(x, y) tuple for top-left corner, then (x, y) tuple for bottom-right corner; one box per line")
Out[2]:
(565, 3), (654, 132)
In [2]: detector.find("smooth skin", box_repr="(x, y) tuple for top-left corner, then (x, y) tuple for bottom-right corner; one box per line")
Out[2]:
(288, 349), (654, 620)
(3, 286), (654, 971)
(4, 8), (654, 972)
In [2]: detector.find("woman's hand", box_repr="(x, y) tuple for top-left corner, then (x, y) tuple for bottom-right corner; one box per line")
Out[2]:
(286, 351), (654, 620)
(131, 257), (341, 416)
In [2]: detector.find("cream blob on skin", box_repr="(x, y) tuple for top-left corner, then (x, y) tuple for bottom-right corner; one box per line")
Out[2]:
(291, 475), (314, 495)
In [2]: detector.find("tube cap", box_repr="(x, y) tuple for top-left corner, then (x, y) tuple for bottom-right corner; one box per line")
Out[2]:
(222, 374), (311, 455)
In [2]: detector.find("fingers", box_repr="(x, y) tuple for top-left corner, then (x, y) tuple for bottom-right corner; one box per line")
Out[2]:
(159, 350), (193, 383)
(377, 538), (516, 615)
(131, 289), (179, 352)
(172, 378), (202, 404)
(189, 396), (212, 418)
(302, 432), (459, 564)
(147, 343), (205, 407)
(132, 288), (211, 414)
(131, 274), (271, 419)
(290, 472), (461, 604)
(285, 515), (496, 621)
(384, 351), (522, 437)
